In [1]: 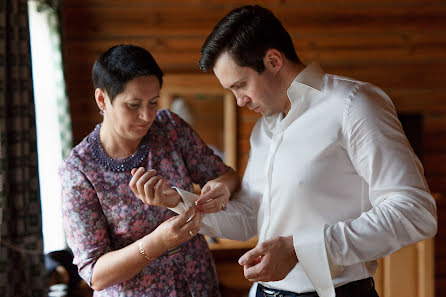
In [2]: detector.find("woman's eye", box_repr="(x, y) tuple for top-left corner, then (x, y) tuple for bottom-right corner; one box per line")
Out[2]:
(127, 103), (140, 109)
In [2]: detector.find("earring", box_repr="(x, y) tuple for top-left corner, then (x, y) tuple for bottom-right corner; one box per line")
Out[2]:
(99, 110), (104, 116)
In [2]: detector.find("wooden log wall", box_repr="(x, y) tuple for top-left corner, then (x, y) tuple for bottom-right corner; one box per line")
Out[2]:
(61, 0), (446, 295)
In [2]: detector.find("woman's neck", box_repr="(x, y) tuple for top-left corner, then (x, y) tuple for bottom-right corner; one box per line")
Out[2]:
(99, 122), (140, 159)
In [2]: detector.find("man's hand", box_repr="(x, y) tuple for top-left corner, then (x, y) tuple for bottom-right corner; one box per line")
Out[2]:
(129, 167), (181, 208)
(238, 236), (298, 282)
(195, 180), (230, 213)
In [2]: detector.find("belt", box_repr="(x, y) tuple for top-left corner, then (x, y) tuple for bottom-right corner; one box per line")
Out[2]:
(259, 277), (375, 297)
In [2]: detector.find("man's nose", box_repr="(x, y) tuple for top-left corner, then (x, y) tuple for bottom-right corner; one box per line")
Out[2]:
(236, 95), (250, 107)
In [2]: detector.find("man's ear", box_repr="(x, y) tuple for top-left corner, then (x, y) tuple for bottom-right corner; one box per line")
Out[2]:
(95, 88), (107, 111)
(263, 49), (283, 73)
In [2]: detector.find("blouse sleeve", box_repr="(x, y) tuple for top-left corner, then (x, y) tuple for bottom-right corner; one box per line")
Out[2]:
(59, 160), (112, 286)
(169, 111), (233, 187)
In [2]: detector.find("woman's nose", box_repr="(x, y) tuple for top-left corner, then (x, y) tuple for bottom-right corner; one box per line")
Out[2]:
(140, 106), (153, 121)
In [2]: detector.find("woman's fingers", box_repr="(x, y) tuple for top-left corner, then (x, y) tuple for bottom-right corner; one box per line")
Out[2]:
(196, 187), (228, 213)
(178, 207), (202, 235)
(154, 178), (166, 199)
(142, 175), (162, 203)
(197, 198), (224, 213)
(157, 207), (203, 249)
(129, 167), (146, 196)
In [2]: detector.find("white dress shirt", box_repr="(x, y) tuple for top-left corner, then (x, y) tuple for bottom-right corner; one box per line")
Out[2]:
(175, 62), (437, 297)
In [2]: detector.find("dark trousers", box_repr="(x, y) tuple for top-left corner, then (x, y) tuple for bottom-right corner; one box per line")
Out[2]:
(257, 277), (379, 297)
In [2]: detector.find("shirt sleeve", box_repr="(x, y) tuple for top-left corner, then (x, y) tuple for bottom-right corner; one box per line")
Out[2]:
(169, 111), (233, 187)
(171, 147), (260, 241)
(324, 83), (437, 272)
(59, 161), (112, 286)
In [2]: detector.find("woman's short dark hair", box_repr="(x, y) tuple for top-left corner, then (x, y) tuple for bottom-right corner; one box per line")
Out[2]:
(199, 5), (301, 73)
(92, 44), (163, 102)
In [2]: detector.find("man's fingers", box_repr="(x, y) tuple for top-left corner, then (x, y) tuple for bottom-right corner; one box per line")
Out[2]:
(243, 263), (263, 281)
(239, 244), (268, 265)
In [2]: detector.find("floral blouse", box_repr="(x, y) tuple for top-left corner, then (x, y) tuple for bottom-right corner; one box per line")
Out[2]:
(60, 109), (232, 297)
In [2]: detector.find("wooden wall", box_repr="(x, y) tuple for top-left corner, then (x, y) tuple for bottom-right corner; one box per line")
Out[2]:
(60, 0), (446, 295)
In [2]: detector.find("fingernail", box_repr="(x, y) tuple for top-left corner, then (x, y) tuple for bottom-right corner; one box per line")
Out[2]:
(238, 258), (245, 265)
(186, 211), (196, 223)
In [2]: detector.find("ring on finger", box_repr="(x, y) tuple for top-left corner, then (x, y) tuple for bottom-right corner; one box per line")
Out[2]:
(221, 203), (226, 211)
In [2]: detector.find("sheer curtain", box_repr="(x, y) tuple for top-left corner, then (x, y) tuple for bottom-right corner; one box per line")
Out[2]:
(0, 0), (47, 296)
(28, 0), (73, 254)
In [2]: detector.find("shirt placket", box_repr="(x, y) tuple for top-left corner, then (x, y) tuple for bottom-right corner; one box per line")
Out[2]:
(261, 129), (284, 241)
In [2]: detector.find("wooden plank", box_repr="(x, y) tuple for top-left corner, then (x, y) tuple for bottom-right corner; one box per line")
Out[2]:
(238, 118), (258, 138)
(63, 0), (446, 7)
(424, 114), (446, 133)
(237, 153), (250, 175)
(63, 0), (284, 9)
(238, 138), (251, 154)
(425, 133), (446, 153)
(224, 93), (237, 170)
(425, 176), (446, 194)
(383, 244), (418, 297)
(390, 90), (446, 113)
(63, 31), (446, 52)
(424, 154), (446, 175)
(418, 238), (435, 297)
(63, 45), (446, 75)
(62, 5), (446, 39)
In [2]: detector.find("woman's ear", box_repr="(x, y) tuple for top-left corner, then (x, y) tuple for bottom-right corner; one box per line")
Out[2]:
(263, 49), (283, 73)
(95, 88), (107, 112)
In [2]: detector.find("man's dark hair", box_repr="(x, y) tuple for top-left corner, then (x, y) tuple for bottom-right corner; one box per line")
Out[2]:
(92, 44), (163, 102)
(199, 5), (301, 73)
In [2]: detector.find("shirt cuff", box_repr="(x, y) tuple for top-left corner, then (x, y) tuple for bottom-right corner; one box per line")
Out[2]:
(168, 187), (198, 214)
(293, 224), (336, 297)
(170, 187), (221, 236)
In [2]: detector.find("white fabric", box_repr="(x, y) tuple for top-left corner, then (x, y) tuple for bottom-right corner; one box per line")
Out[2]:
(168, 187), (196, 214)
(175, 63), (438, 297)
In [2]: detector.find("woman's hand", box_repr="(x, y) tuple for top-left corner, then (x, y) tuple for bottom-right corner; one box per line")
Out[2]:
(153, 206), (202, 250)
(129, 167), (181, 208)
(195, 180), (230, 213)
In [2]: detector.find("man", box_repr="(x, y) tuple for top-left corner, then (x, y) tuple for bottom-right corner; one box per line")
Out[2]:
(194, 4), (437, 297)
(130, 5), (437, 297)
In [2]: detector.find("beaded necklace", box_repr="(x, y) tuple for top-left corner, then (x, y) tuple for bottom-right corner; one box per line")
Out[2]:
(89, 124), (150, 172)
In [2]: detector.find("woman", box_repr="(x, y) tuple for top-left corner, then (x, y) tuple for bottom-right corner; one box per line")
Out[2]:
(59, 44), (239, 296)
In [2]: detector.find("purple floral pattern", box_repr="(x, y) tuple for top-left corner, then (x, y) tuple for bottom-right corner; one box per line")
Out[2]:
(60, 109), (231, 297)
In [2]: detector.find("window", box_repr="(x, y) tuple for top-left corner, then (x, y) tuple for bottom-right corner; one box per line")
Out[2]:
(28, 1), (71, 253)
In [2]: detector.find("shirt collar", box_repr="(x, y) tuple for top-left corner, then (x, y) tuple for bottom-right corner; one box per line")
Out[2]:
(263, 62), (325, 131)
(288, 62), (325, 97)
